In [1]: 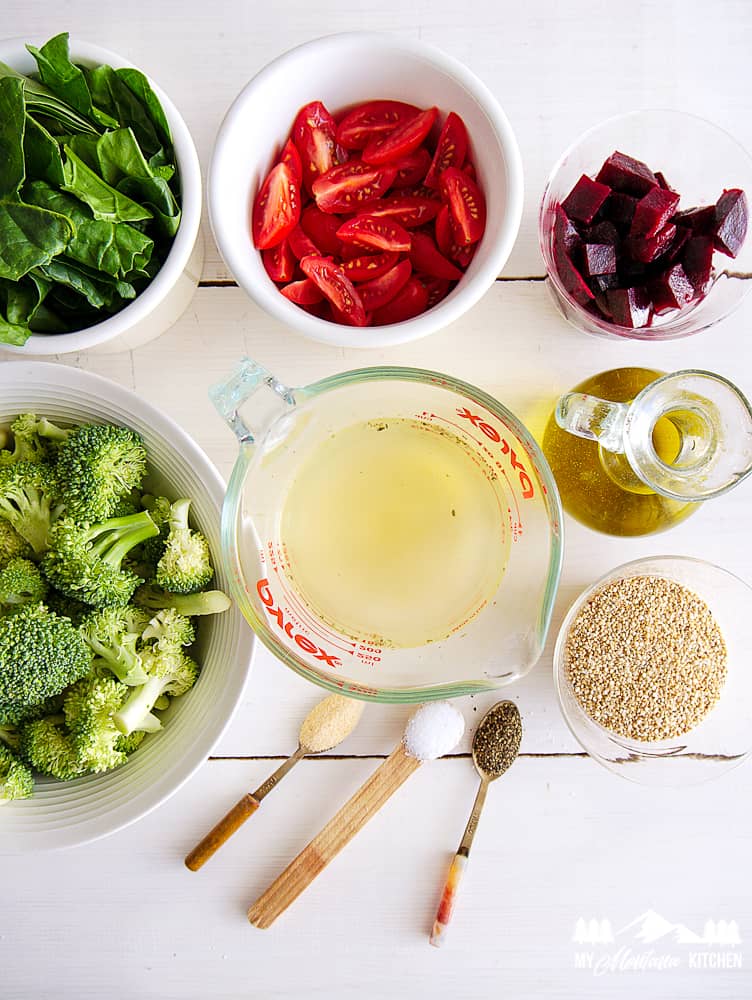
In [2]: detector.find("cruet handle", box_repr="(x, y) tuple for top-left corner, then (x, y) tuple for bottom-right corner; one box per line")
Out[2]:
(555, 391), (629, 454)
(208, 357), (296, 444)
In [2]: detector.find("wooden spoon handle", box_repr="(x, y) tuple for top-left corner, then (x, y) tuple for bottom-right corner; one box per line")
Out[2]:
(248, 744), (421, 928)
(185, 793), (261, 871)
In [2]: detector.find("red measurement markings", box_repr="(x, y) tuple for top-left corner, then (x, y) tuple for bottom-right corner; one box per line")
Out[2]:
(455, 407), (535, 499)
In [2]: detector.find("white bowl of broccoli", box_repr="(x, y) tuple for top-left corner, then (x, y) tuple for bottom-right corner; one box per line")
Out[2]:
(0, 361), (254, 851)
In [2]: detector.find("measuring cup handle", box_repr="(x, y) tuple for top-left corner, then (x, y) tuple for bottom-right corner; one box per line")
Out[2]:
(208, 357), (296, 444)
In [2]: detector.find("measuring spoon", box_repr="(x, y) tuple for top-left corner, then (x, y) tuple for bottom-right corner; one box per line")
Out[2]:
(429, 700), (522, 946)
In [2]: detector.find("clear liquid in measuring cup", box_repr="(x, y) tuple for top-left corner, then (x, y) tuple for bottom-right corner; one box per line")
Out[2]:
(279, 417), (510, 648)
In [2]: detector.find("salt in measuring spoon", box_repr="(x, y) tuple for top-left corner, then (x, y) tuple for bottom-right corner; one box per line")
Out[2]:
(185, 694), (364, 871)
(429, 700), (522, 947)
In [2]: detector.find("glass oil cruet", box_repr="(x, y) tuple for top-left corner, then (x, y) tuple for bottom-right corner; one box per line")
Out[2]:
(541, 367), (752, 536)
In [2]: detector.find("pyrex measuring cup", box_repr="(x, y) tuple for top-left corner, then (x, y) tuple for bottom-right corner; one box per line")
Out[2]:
(210, 359), (563, 702)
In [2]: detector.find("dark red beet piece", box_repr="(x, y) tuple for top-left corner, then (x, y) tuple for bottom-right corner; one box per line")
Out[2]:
(626, 224), (677, 264)
(593, 273), (620, 292)
(662, 225), (691, 266)
(584, 220), (620, 246)
(602, 191), (638, 233)
(553, 245), (595, 306)
(596, 151), (658, 197)
(583, 242), (617, 277)
(655, 171), (675, 192)
(649, 263), (695, 314)
(682, 236), (715, 295)
(673, 205), (715, 235)
(553, 204), (581, 253)
(630, 187), (680, 237)
(561, 174), (611, 225)
(714, 188), (748, 258)
(606, 286), (653, 328)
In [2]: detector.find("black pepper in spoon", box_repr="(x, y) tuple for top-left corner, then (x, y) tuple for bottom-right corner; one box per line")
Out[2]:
(429, 700), (522, 947)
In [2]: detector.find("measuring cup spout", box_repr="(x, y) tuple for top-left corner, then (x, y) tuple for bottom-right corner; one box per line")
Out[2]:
(555, 391), (628, 454)
(209, 357), (296, 444)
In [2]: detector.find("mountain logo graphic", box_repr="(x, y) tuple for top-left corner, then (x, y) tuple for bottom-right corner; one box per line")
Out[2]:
(573, 910), (741, 946)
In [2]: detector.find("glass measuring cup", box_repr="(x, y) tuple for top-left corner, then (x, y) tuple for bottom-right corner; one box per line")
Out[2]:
(210, 359), (563, 702)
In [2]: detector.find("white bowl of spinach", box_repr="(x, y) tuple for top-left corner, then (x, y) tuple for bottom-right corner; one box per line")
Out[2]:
(0, 33), (202, 355)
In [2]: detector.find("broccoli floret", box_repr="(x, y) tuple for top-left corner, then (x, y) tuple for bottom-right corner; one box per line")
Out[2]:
(142, 608), (196, 651)
(19, 716), (83, 781)
(0, 744), (34, 802)
(115, 729), (146, 755)
(0, 461), (63, 556)
(0, 521), (33, 569)
(55, 423), (148, 522)
(113, 646), (199, 736)
(0, 603), (91, 709)
(155, 499), (213, 594)
(0, 557), (48, 610)
(43, 588), (90, 625)
(79, 606), (150, 685)
(0, 414), (56, 466)
(134, 584), (231, 616)
(63, 676), (128, 773)
(41, 511), (158, 608)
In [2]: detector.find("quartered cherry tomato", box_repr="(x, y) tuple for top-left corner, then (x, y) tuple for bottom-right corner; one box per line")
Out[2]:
(371, 277), (429, 324)
(359, 194), (440, 228)
(293, 101), (345, 194)
(252, 162), (301, 250)
(419, 274), (452, 308)
(362, 106), (439, 165)
(279, 138), (303, 184)
(288, 224), (321, 260)
(409, 231), (463, 280)
(391, 148), (433, 188)
(300, 255), (367, 326)
(336, 100), (420, 150)
(358, 259), (413, 311)
(262, 238), (296, 283)
(435, 205), (477, 268)
(336, 214), (412, 253)
(312, 160), (397, 213)
(439, 165), (486, 245)
(280, 278), (324, 305)
(300, 205), (344, 256)
(340, 251), (399, 282)
(424, 112), (469, 189)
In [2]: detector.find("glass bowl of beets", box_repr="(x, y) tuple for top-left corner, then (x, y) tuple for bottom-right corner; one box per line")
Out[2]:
(539, 110), (752, 341)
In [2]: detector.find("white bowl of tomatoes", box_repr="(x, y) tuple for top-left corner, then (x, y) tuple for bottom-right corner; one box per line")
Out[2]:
(209, 32), (523, 347)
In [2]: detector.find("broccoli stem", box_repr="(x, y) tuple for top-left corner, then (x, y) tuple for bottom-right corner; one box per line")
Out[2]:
(86, 512), (158, 567)
(137, 588), (232, 616)
(168, 498), (191, 532)
(113, 676), (166, 735)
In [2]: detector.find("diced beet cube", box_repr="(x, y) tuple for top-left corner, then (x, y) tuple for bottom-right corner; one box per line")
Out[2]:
(649, 263), (695, 314)
(655, 171), (675, 192)
(682, 236), (715, 295)
(561, 174), (611, 225)
(593, 273), (620, 292)
(625, 224), (677, 263)
(602, 191), (638, 233)
(714, 188), (748, 258)
(630, 188), (681, 237)
(553, 204), (581, 253)
(584, 220), (620, 246)
(582, 242), (617, 277)
(596, 151), (659, 197)
(606, 286), (653, 328)
(673, 205), (716, 234)
(662, 225), (691, 266)
(552, 243), (595, 307)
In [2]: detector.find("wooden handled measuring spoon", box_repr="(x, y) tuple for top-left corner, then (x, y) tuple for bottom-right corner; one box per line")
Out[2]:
(185, 694), (364, 871)
(429, 700), (522, 947)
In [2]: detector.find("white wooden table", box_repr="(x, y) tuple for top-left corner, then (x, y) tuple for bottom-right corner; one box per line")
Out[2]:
(3, 3), (752, 998)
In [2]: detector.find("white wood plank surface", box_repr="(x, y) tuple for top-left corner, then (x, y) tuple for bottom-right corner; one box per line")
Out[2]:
(2, 2), (752, 998)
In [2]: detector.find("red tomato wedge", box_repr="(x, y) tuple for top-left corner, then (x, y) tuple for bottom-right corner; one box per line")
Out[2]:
(358, 259), (412, 311)
(439, 166), (486, 245)
(463, 161), (477, 182)
(424, 112), (469, 189)
(409, 231), (463, 280)
(336, 214), (412, 253)
(435, 204), (477, 268)
(359, 195), (440, 228)
(300, 205), (343, 256)
(288, 224), (320, 260)
(300, 255), (367, 326)
(312, 160), (397, 213)
(391, 148), (432, 188)
(362, 106), (439, 166)
(262, 239), (296, 283)
(279, 138), (302, 184)
(340, 251), (399, 282)
(336, 100), (420, 150)
(280, 278), (324, 305)
(371, 277), (429, 324)
(293, 101), (345, 194)
(252, 162), (301, 250)
(419, 274), (452, 308)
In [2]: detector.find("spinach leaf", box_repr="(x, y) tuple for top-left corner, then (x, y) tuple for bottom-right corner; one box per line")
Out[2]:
(0, 77), (26, 198)
(26, 33), (117, 130)
(85, 64), (162, 160)
(29, 302), (67, 333)
(67, 133), (100, 171)
(61, 146), (152, 223)
(0, 315), (31, 345)
(0, 61), (100, 136)
(35, 258), (137, 310)
(23, 114), (65, 186)
(115, 67), (173, 152)
(1, 272), (51, 328)
(0, 201), (73, 281)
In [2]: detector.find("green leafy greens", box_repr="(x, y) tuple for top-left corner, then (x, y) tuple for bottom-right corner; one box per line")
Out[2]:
(0, 32), (180, 345)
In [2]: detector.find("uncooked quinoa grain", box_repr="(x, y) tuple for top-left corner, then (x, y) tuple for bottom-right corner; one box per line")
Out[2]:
(565, 575), (727, 741)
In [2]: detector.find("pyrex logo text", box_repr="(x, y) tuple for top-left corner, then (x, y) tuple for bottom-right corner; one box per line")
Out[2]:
(456, 407), (535, 499)
(256, 578), (342, 667)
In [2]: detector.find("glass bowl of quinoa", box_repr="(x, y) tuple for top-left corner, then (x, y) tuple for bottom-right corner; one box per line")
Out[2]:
(553, 556), (752, 785)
